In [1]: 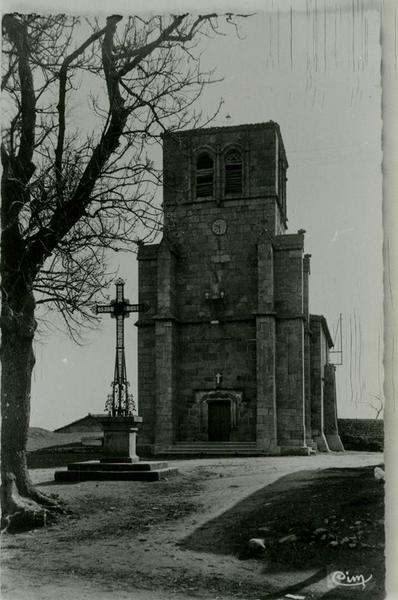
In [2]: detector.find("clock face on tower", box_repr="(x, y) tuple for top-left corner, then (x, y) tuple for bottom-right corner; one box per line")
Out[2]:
(211, 218), (227, 236)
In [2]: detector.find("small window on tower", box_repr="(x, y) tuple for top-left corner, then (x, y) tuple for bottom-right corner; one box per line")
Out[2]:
(196, 152), (214, 198)
(224, 149), (243, 195)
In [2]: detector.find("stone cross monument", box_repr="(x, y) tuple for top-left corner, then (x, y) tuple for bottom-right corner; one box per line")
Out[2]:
(90, 278), (149, 462)
(91, 277), (149, 417)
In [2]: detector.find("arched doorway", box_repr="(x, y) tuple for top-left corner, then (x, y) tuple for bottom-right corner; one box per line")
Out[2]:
(208, 399), (231, 441)
(191, 390), (241, 442)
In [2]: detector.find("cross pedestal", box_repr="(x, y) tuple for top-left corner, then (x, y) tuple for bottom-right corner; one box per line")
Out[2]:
(55, 413), (178, 481)
(98, 416), (143, 463)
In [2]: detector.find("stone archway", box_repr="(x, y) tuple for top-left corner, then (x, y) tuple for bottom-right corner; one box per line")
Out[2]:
(193, 390), (242, 442)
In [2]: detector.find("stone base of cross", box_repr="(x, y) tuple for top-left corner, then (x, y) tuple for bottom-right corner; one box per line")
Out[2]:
(54, 411), (178, 478)
(98, 415), (143, 463)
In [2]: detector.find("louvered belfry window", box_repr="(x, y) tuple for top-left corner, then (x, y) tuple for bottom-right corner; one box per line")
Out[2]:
(196, 152), (214, 198)
(224, 149), (242, 195)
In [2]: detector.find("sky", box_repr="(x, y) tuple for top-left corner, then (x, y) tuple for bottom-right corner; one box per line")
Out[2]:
(26, 0), (384, 430)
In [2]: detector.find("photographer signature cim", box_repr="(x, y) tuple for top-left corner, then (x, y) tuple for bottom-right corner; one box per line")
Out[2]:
(331, 570), (373, 590)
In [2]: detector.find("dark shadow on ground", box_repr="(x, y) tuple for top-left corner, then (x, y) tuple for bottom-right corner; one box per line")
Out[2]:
(260, 567), (327, 599)
(182, 468), (366, 557)
(181, 465), (385, 599)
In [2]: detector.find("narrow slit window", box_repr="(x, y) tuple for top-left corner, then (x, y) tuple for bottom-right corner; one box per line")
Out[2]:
(196, 152), (214, 198)
(224, 150), (242, 195)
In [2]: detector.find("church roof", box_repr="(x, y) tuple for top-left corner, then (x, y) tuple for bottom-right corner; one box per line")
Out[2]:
(310, 314), (334, 348)
(163, 120), (280, 136)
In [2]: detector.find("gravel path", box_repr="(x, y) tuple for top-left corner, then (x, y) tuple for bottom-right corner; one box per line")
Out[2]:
(2, 452), (383, 600)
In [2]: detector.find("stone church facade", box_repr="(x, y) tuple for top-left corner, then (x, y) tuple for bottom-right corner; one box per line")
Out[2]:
(136, 122), (344, 456)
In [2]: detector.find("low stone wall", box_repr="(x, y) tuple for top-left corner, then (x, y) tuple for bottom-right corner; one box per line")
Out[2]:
(27, 447), (104, 469)
(338, 418), (384, 451)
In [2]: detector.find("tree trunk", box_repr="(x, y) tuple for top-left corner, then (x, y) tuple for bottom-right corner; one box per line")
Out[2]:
(0, 162), (64, 530)
(1, 314), (36, 498)
(0, 284), (63, 531)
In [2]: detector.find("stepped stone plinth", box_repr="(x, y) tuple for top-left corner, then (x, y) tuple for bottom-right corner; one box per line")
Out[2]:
(54, 415), (178, 482)
(54, 460), (178, 482)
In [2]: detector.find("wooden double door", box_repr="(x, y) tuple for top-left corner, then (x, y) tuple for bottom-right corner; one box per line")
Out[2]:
(208, 400), (231, 442)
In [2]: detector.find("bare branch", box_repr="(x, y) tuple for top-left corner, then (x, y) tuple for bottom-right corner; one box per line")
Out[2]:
(2, 14), (36, 183)
(117, 14), (187, 77)
(1, 55), (17, 91)
(2, 12), (248, 331)
(167, 13), (217, 42)
(55, 21), (108, 198)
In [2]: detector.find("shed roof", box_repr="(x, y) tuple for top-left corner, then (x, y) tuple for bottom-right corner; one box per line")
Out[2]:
(54, 413), (104, 433)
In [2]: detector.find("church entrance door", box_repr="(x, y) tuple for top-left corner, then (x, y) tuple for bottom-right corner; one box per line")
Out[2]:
(208, 400), (231, 441)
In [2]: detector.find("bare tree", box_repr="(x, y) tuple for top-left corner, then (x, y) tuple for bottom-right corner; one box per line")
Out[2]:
(1, 12), (248, 530)
(368, 394), (384, 420)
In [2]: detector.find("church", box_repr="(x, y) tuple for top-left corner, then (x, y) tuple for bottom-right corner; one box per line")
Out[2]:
(136, 122), (344, 456)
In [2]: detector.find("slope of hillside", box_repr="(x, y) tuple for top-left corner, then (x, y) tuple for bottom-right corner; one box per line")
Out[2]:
(27, 427), (86, 451)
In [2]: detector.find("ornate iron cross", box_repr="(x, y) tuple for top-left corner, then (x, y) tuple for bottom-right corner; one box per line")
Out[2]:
(91, 278), (149, 417)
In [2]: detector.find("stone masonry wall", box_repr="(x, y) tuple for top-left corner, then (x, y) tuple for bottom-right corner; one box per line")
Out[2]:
(161, 208), (280, 444)
(309, 316), (329, 451)
(137, 246), (158, 446)
(256, 241), (278, 450)
(153, 241), (178, 449)
(338, 418), (384, 451)
(158, 124), (290, 446)
(323, 364), (344, 451)
(163, 123), (287, 221)
(177, 321), (256, 442)
(275, 319), (306, 446)
(274, 235), (306, 447)
(303, 255), (312, 443)
(166, 201), (276, 323)
(137, 324), (156, 446)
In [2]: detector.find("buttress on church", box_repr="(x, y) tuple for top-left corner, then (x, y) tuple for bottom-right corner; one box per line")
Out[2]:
(136, 122), (344, 456)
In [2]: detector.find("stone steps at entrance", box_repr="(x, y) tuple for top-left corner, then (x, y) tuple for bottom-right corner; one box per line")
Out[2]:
(159, 442), (262, 456)
(155, 443), (314, 457)
(174, 442), (257, 446)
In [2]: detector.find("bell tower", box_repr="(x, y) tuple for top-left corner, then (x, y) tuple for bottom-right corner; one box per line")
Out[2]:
(137, 123), (291, 454)
(137, 121), (342, 457)
(162, 121), (288, 237)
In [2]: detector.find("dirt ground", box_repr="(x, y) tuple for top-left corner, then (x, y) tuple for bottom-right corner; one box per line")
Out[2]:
(1, 452), (383, 600)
